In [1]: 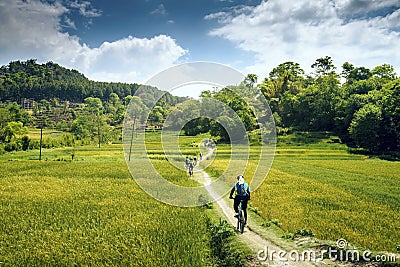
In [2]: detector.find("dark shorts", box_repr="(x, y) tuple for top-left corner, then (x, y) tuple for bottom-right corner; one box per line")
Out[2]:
(234, 195), (248, 212)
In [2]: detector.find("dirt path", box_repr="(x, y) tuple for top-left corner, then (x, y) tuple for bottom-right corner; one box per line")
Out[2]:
(193, 149), (319, 267)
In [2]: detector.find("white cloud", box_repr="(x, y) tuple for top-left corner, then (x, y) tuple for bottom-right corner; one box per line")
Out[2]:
(206, 0), (400, 78)
(0, 0), (85, 65)
(84, 35), (187, 82)
(150, 3), (167, 16)
(335, 0), (400, 19)
(63, 16), (77, 29)
(0, 0), (187, 83)
(68, 0), (102, 17)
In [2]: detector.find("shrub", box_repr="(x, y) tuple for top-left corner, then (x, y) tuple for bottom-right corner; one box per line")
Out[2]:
(248, 205), (261, 216)
(4, 139), (22, 152)
(295, 228), (315, 237)
(21, 136), (30, 151)
(262, 218), (282, 228)
(271, 218), (282, 227)
(261, 220), (271, 227)
(28, 139), (40, 150)
(208, 219), (248, 267)
(282, 231), (296, 240)
(198, 194), (213, 209)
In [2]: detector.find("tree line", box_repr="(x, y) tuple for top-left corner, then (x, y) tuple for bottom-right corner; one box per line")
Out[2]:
(258, 56), (399, 155)
(163, 56), (399, 156)
(0, 57), (399, 157)
(0, 59), (187, 153)
(0, 91), (169, 153)
(0, 59), (185, 105)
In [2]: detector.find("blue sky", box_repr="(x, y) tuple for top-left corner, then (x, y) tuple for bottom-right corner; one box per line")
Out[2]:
(0, 0), (399, 88)
(65, 0), (258, 64)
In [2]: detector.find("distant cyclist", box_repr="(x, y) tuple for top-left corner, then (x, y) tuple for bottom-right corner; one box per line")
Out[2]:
(229, 174), (250, 225)
(185, 156), (189, 170)
(188, 157), (194, 176)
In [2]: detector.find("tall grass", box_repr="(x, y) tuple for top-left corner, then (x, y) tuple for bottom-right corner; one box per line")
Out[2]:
(0, 148), (213, 266)
(207, 134), (400, 252)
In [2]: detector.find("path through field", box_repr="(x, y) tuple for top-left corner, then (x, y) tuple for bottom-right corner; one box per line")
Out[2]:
(194, 149), (318, 267)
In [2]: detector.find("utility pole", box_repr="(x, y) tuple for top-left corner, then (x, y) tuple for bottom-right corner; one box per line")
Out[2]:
(98, 116), (101, 149)
(39, 126), (43, 160)
(128, 116), (136, 161)
(36, 110), (46, 161)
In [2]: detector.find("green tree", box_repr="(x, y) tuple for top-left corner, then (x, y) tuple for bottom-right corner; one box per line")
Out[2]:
(105, 93), (125, 125)
(260, 62), (305, 99)
(71, 114), (96, 140)
(84, 97), (103, 113)
(123, 95), (133, 106)
(212, 87), (258, 132)
(199, 90), (212, 98)
(2, 121), (28, 142)
(371, 64), (397, 80)
(71, 97), (109, 147)
(164, 100), (202, 134)
(210, 116), (236, 143)
(0, 102), (30, 126)
(342, 62), (372, 84)
(125, 96), (149, 133)
(269, 62), (305, 81)
(244, 74), (258, 88)
(279, 72), (341, 131)
(349, 104), (383, 152)
(0, 103), (31, 142)
(311, 56), (336, 77)
(148, 106), (164, 125)
(379, 79), (400, 151)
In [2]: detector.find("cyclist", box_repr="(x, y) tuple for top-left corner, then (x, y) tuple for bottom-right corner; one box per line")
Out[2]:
(229, 174), (250, 225)
(185, 156), (189, 170)
(188, 157), (194, 176)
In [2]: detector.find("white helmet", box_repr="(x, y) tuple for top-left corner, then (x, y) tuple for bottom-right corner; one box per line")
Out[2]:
(237, 174), (244, 185)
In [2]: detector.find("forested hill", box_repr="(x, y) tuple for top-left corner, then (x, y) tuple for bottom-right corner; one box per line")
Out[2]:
(0, 59), (185, 105)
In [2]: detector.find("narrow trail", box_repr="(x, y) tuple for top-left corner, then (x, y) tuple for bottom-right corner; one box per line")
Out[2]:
(192, 148), (319, 267)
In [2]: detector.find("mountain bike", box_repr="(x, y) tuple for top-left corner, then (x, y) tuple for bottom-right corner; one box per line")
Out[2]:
(188, 164), (194, 176)
(236, 199), (246, 233)
(230, 196), (246, 233)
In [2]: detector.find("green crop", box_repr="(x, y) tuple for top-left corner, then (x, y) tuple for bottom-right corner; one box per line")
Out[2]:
(206, 137), (400, 252)
(0, 144), (212, 266)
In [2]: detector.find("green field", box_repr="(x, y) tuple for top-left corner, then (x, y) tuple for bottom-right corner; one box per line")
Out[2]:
(204, 133), (400, 252)
(0, 144), (215, 266)
(1, 132), (399, 266)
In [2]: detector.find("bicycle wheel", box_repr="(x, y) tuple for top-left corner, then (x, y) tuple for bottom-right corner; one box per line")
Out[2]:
(238, 210), (245, 233)
(237, 213), (240, 231)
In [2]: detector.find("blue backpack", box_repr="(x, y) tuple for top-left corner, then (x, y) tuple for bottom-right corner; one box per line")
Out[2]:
(236, 182), (248, 196)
